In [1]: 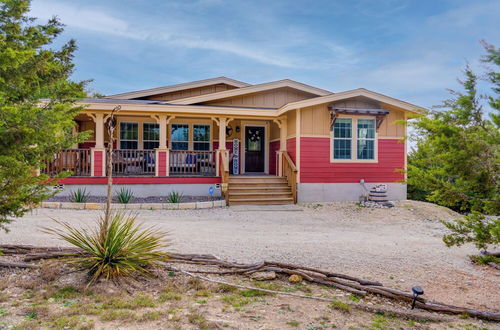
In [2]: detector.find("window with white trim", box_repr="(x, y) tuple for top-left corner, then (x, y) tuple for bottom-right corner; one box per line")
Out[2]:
(171, 124), (189, 150)
(332, 117), (376, 161)
(193, 124), (210, 151)
(357, 119), (375, 160)
(333, 118), (352, 159)
(119, 122), (138, 149)
(143, 123), (160, 150)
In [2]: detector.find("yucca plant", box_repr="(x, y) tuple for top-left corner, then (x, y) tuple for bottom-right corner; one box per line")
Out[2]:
(116, 188), (134, 204)
(45, 212), (168, 284)
(167, 191), (183, 203)
(69, 188), (90, 203)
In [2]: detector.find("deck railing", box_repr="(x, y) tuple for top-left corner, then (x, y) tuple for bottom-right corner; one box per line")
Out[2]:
(170, 150), (216, 176)
(111, 149), (156, 176)
(282, 151), (298, 203)
(42, 149), (91, 177)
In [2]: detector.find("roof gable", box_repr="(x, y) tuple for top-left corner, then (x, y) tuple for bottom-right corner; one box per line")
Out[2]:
(277, 88), (424, 114)
(105, 77), (250, 100)
(170, 79), (333, 105)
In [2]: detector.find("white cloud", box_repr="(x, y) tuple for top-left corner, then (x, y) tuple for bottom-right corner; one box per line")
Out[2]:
(29, 0), (356, 69)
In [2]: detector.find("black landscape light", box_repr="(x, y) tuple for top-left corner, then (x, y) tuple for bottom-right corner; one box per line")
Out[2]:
(411, 286), (424, 310)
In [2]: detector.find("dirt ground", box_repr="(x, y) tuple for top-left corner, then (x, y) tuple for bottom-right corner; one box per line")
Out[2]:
(0, 258), (497, 329)
(0, 200), (499, 328)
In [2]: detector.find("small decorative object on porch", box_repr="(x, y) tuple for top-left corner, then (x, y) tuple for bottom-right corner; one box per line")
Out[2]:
(232, 138), (239, 175)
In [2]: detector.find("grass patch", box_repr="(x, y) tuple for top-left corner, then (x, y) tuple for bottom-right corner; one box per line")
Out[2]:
(101, 310), (137, 321)
(158, 291), (182, 302)
(187, 277), (206, 290)
(286, 320), (300, 327)
(239, 289), (268, 297)
(215, 284), (238, 293)
(221, 294), (251, 307)
(50, 286), (81, 300)
(137, 311), (165, 322)
(348, 295), (361, 302)
(187, 312), (211, 329)
(370, 315), (390, 329)
(329, 299), (351, 313)
(195, 290), (211, 297)
(102, 294), (156, 309)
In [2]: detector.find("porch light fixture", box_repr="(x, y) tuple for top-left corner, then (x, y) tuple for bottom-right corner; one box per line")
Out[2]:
(235, 126), (240, 133)
(411, 285), (424, 310)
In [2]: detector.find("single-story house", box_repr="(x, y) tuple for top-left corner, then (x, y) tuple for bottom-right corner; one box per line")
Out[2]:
(45, 77), (423, 204)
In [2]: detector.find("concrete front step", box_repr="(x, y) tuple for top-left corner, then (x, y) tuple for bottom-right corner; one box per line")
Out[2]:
(229, 192), (293, 199)
(229, 198), (294, 205)
(229, 187), (291, 193)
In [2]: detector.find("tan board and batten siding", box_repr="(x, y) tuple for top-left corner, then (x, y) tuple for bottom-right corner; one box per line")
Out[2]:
(299, 98), (406, 138)
(145, 83), (238, 101)
(203, 87), (317, 109)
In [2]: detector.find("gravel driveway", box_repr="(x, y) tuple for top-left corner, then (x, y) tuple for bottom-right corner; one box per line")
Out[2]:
(1, 200), (498, 311)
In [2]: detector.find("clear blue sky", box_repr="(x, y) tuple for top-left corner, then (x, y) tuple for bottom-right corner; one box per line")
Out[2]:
(30, 0), (499, 108)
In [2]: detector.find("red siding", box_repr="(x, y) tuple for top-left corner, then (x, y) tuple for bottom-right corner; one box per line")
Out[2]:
(300, 138), (404, 183)
(269, 140), (280, 175)
(158, 151), (167, 176)
(93, 150), (104, 176)
(287, 138), (296, 163)
(59, 177), (221, 184)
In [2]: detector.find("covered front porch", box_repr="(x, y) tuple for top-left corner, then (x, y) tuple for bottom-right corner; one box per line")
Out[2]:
(42, 113), (294, 179)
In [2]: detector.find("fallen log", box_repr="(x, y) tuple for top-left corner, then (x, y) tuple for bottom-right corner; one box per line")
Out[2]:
(157, 261), (451, 323)
(3, 245), (499, 321)
(0, 261), (39, 268)
(23, 252), (80, 262)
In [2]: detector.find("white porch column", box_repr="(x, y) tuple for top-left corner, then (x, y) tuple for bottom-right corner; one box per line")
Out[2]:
(214, 117), (230, 176)
(274, 117), (287, 176)
(93, 113), (105, 149)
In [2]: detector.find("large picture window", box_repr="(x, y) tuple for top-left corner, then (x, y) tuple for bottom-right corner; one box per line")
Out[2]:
(171, 124), (189, 150)
(193, 125), (210, 151)
(143, 123), (160, 150)
(332, 117), (376, 161)
(120, 122), (138, 149)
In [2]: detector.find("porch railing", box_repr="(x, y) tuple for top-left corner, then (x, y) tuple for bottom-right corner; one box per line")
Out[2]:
(42, 149), (91, 177)
(170, 150), (216, 176)
(111, 149), (156, 176)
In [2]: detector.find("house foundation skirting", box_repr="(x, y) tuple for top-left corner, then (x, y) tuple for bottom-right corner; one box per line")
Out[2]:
(297, 182), (406, 203)
(54, 183), (222, 198)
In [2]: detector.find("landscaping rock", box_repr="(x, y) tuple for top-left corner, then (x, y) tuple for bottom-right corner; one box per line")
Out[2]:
(288, 274), (302, 283)
(250, 271), (276, 281)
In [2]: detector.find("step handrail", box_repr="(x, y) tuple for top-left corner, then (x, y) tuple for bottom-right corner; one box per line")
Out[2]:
(282, 151), (297, 203)
(219, 149), (230, 204)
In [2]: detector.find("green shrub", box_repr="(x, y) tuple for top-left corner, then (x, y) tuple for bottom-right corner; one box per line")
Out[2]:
(45, 212), (168, 284)
(116, 188), (134, 204)
(442, 212), (499, 252)
(166, 191), (183, 203)
(69, 188), (90, 203)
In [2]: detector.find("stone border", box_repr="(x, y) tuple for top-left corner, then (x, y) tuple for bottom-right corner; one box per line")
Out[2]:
(39, 200), (226, 210)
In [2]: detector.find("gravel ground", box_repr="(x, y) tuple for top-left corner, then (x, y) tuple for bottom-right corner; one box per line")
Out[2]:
(1, 200), (498, 312)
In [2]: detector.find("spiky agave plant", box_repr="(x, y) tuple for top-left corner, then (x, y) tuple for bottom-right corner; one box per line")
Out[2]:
(45, 212), (168, 284)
